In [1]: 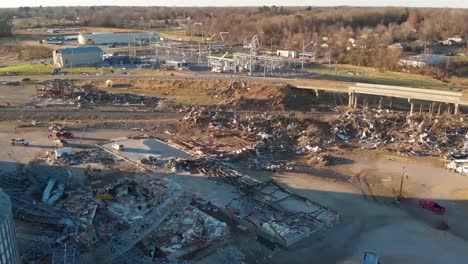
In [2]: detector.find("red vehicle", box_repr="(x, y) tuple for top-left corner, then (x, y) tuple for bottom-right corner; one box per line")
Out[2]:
(419, 200), (445, 215)
(55, 131), (74, 139)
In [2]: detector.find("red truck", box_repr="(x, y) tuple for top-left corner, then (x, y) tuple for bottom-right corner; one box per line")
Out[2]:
(419, 200), (446, 215)
(55, 131), (74, 139)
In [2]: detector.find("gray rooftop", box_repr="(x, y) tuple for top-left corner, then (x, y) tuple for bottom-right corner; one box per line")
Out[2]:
(0, 189), (12, 225)
(57, 46), (103, 55)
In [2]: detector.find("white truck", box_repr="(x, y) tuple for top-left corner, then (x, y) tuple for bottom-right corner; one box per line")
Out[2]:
(112, 144), (124, 151)
(10, 138), (29, 146)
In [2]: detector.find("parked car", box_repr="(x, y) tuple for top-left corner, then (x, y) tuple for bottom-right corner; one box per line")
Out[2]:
(419, 200), (446, 214)
(10, 138), (29, 146)
(55, 131), (74, 139)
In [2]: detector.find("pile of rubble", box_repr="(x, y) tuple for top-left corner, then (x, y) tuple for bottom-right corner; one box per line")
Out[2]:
(181, 109), (312, 155)
(35, 82), (159, 107)
(100, 178), (168, 224)
(331, 109), (468, 157)
(74, 86), (158, 106)
(166, 158), (243, 181)
(44, 149), (117, 165)
(143, 206), (229, 258)
(308, 153), (339, 167)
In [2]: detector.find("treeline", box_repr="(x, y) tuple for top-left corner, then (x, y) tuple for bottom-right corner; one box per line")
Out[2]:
(0, 13), (12, 37)
(3, 6), (467, 46)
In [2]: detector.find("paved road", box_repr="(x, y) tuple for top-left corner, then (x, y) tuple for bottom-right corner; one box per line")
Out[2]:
(0, 72), (292, 83)
(0, 108), (183, 121)
(0, 107), (334, 122)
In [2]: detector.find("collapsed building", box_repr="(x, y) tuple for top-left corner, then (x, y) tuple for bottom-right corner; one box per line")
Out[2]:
(36, 80), (159, 108)
(330, 109), (468, 157)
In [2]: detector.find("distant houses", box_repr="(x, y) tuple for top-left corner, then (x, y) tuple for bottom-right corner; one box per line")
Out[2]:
(78, 32), (159, 45)
(399, 54), (448, 68)
(445, 35), (464, 45)
(387, 43), (404, 51)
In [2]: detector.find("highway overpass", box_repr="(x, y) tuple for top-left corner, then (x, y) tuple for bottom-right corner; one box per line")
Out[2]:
(290, 81), (467, 114)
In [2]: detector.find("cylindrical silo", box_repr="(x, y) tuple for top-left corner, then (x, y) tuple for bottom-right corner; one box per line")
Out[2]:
(0, 189), (20, 264)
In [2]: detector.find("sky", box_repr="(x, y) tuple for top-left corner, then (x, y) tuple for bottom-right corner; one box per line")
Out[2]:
(0, 0), (466, 8)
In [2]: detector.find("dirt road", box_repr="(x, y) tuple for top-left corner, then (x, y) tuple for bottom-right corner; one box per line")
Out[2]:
(252, 151), (468, 264)
(0, 108), (182, 121)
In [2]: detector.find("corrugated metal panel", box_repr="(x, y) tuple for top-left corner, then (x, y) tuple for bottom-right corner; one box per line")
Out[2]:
(58, 46), (102, 55)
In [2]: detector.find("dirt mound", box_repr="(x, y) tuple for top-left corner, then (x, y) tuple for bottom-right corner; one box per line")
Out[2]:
(78, 79), (317, 110)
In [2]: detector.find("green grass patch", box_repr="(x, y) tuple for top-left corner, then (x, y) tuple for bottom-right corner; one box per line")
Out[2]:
(62, 67), (114, 75)
(307, 64), (451, 90)
(0, 64), (114, 76)
(0, 63), (53, 75)
(450, 55), (468, 63)
(156, 29), (203, 42)
(129, 68), (192, 76)
(209, 52), (233, 59)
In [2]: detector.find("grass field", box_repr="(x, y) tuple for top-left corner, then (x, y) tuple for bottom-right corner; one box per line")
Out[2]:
(156, 29), (204, 42)
(0, 64), (53, 75)
(129, 68), (192, 76)
(307, 64), (452, 90)
(0, 64), (114, 76)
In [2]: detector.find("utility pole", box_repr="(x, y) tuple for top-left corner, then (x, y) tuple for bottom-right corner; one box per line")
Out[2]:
(399, 167), (408, 199)
(301, 40), (314, 71)
(208, 42), (211, 67)
(198, 42), (201, 64)
(260, 32), (264, 53)
(139, 17), (142, 50)
(301, 39), (304, 71)
(125, 19), (131, 57)
(190, 22), (193, 58)
(80, 123), (87, 147)
(249, 51), (252, 76)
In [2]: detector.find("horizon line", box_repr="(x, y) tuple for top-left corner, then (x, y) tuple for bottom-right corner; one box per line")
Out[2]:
(0, 5), (467, 9)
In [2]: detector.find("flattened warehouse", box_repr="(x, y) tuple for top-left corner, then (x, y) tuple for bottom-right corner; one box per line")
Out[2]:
(53, 46), (103, 68)
(78, 32), (160, 45)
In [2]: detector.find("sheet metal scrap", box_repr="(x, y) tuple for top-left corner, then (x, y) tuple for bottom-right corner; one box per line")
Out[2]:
(331, 109), (468, 156)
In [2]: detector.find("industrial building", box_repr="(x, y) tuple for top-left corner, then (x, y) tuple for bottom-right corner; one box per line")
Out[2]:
(78, 32), (160, 45)
(53, 46), (103, 68)
(276, 50), (299, 58)
(399, 54), (448, 68)
(0, 189), (20, 264)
